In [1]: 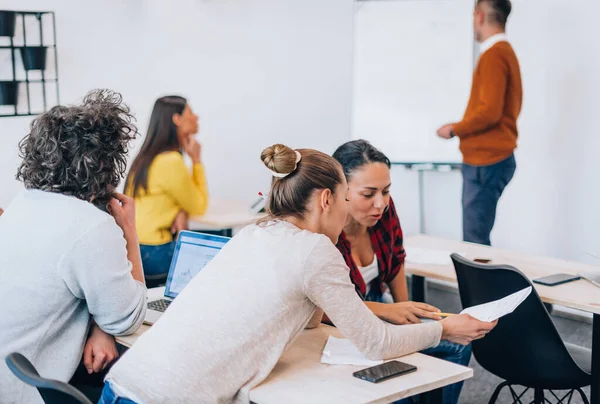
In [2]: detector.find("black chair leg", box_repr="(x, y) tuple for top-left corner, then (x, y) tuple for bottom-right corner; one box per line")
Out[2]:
(575, 388), (590, 404)
(534, 388), (544, 404)
(489, 381), (510, 404)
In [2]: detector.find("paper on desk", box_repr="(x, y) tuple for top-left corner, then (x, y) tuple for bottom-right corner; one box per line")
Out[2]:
(321, 336), (383, 366)
(406, 247), (465, 266)
(460, 286), (532, 322)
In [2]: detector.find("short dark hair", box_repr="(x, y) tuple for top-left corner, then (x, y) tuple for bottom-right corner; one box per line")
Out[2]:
(16, 89), (138, 205)
(332, 139), (391, 181)
(478, 0), (512, 28)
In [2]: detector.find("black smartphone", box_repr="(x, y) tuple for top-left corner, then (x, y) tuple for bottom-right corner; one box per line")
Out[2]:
(353, 360), (417, 383)
(532, 273), (581, 287)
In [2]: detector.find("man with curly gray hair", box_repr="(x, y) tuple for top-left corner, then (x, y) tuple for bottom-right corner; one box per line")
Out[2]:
(0, 89), (147, 404)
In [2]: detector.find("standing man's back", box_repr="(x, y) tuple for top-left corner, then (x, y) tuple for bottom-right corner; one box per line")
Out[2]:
(437, 0), (522, 245)
(456, 41), (522, 166)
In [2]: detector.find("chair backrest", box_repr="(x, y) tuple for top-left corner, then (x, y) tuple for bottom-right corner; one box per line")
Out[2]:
(451, 254), (589, 389)
(5, 353), (93, 404)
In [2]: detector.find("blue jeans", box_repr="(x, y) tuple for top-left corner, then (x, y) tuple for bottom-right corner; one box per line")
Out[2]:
(462, 154), (516, 246)
(140, 241), (175, 277)
(98, 382), (137, 404)
(393, 340), (471, 404)
(421, 340), (472, 404)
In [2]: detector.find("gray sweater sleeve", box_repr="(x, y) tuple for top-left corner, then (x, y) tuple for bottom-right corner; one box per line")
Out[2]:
(58, 218), (147, 336)
(303, 238), (442, 361)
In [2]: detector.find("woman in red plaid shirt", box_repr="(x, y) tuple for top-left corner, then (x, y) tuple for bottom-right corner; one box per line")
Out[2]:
(333, 140), (471, 404)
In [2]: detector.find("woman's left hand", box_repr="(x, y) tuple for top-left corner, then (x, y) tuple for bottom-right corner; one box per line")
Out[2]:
(171, 210), (189, 235)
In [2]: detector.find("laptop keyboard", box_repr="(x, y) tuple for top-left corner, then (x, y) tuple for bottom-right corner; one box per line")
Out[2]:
(147, 299), (172, 313)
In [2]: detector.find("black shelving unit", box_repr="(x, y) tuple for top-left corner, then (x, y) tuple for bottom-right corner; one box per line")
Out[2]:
(0, 10), (59, 118)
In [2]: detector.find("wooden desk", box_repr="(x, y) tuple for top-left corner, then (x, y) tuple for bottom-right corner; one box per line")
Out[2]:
(250, 325), (471, 404)
(188, 198), (265, 237)
(404, 235), (600, 314)
(403, 234), (600, 404)
(115, 323), (148, 349)
(117, 324), (472, 403)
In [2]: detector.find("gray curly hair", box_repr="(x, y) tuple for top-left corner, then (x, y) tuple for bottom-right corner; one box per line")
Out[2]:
(16, 89), (139, 205)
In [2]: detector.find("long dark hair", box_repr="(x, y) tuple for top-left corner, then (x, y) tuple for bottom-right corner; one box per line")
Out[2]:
(126, 96), (187, 198)
(332, 139), (391, 181)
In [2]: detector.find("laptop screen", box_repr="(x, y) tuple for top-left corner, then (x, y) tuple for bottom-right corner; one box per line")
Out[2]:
(164, 231), (230, 299)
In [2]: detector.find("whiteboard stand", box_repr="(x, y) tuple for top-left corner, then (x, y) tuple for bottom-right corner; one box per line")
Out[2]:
(393, 162), (461, 303)
(393, 162), (462, 234)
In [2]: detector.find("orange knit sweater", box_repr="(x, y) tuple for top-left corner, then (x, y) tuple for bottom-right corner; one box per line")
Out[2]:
(453, 41), (522, 166)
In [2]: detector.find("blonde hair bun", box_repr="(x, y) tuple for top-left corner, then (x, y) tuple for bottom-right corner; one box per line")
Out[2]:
(260, 144), (298, 176)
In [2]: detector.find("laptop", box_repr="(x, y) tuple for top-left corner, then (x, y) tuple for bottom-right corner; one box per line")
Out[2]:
(579, 271), (600, 288)
(144, 231), (230, 325)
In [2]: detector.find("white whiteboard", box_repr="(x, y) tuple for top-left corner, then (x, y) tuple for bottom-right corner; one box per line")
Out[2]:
(352, 0), (475, 163)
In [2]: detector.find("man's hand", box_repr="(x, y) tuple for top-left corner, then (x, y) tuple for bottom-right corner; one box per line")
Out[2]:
(437, 123), (455, 140)
(379, 302), (443, 325)
(83, 323), (119, 374)
(107, 193), (136, 235)
(108, 192), (144, 283)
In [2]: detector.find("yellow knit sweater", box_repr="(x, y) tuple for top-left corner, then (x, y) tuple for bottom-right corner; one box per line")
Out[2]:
(126, 151), (208, 245)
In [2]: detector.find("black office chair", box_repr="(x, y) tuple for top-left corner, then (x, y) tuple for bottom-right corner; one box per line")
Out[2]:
(450, 254), (591, 404)
(5, 353), (93, 404)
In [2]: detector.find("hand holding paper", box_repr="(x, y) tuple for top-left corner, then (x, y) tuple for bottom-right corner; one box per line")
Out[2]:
(439, 287), (531, 345)
(460, 286), (532, 322)
(321, 287), (532, 366)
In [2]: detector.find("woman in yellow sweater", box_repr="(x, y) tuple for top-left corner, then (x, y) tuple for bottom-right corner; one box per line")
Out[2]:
(125, 96), (208, 282)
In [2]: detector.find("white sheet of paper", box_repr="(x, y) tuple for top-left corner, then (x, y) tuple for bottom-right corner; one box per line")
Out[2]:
(405, 247), (465, 266)
(321, 336), (383, 366)
(460, 286), (532, 322)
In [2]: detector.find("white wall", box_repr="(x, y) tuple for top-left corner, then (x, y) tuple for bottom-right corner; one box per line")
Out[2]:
(394, 0), (600, 265)
(0, 0), (354, 206)
(1, 0), (598, 266)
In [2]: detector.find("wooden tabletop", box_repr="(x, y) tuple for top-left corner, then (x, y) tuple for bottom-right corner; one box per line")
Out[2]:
(404, 235), (600, 315)
(188, 198), (266, 230)
(115, 323), (148, 349)
(250, 325), (471, 404)
(116, 324), (472, 404)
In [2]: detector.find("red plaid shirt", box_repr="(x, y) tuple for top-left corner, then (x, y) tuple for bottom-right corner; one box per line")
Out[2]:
(336, 198), (406, 300)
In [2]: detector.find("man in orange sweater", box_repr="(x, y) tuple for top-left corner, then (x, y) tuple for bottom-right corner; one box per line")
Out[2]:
(437, 0), (521, 246)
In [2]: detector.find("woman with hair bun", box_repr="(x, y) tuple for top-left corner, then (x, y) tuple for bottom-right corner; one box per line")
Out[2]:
(102, 144), (496, 404)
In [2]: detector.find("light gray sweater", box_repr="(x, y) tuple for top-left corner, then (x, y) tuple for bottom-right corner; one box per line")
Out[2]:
(107, 221), (442, 403)
(0, 190), (147, 404)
